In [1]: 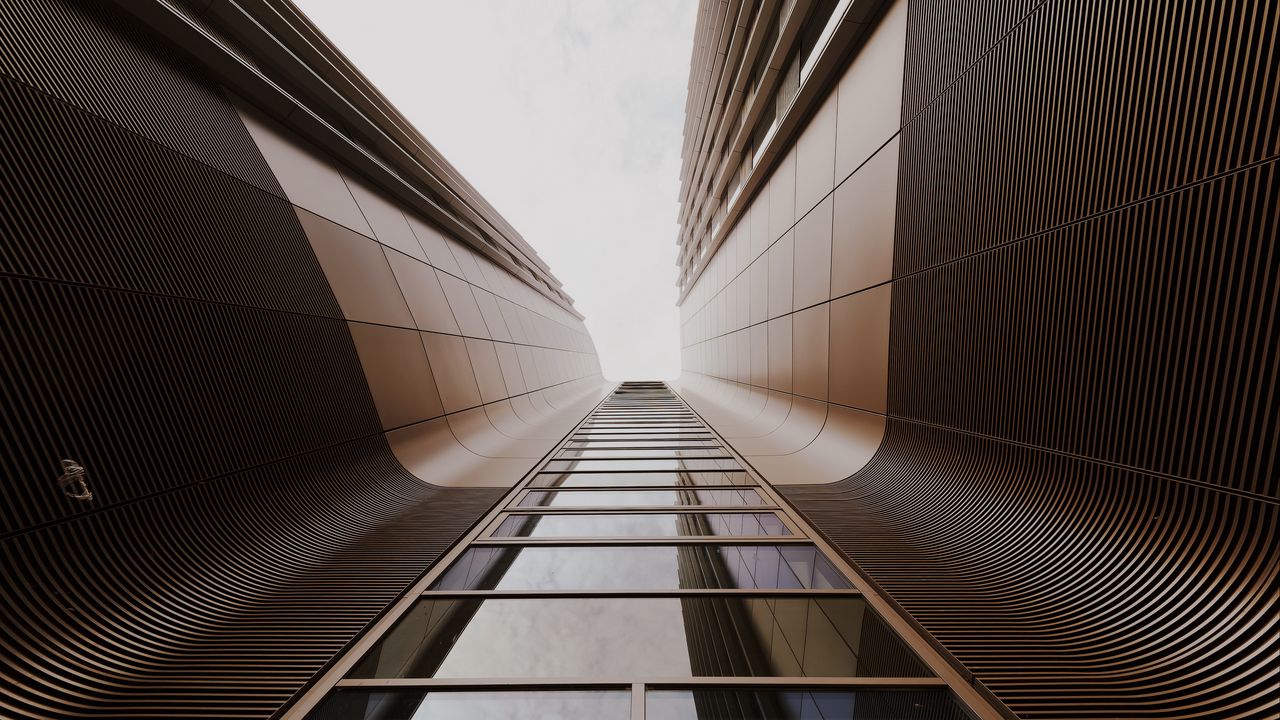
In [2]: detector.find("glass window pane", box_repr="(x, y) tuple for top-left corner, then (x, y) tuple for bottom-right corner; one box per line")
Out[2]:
(573, 432), (713, 440)
(544, 459), (740, 472)
(430, 545), (851, 590)
(349, 597), (930, 679)
(565, 439), (721, 448)
(307, 690), (630, 720)
(556, 449), (731, 459)
(530, 472), (753, 488)
(492, 512), (793, 538)
(517, 488), (766, 507)
(645, 688), (970, 720)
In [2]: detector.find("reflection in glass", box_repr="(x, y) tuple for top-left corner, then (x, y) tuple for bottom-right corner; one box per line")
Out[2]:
(573, 432), (714, 440)
(431, 544), (851, 591)
(518, 488), (766, 507)
(492, 512), (792, 538)
(557, 448), (731, 459)
(565, 439), (721, 448)
(545, 459), (741, 472)
(530, 471), (753, 487)
(349, 596), (930, 679)
(307, 690), (630, 720)
(645, 688), (969, 720)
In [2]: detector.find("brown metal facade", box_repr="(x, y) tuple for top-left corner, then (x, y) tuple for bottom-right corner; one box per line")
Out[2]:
(1, 1), (604, 717)
(675, 0), (1278, 718)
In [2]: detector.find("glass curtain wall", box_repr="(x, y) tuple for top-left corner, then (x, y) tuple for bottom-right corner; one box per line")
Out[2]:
(304, 382), (973, 719)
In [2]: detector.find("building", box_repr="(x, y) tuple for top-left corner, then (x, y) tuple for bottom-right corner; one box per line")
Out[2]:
(0, 0), (1275, 719)
(672, 0), (1278, 718)
(0, 0), (609, 716)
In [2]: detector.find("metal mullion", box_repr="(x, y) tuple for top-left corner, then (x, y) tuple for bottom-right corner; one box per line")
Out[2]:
(534, 467), (735, 474)
(554, 454), (736, 460)
(336, 678), (633, 689)
(281, 383), (625, 718)
(334, 676), (950, 689)
(526, 485), (759, 492)
(499, 506), (777, 515)
(528, 479), (754, 488)
(472, 536), (812, 546)
(672, 389), (1009, 719)
(416, 589), (863, 599)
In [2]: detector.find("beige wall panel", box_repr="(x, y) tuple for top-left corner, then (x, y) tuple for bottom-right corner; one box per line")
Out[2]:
(829, 284), (892, 413)
(472, 290), (513, 342)
(769, 148), (797, 240)
(767, 315), (793, 393)
(404, 215), (464, 275)
(387, 418), (530, 488)
(447, 406), (548, 458)
(749, 197), (770, 263)
(348, 322), (444, 430)
(295, 208), (415, 327)
(465, 338), (508, 404)
(750, 323), (768, 386)
(236, 105), (372, 236)
(494, 342), (528, 395)
(831, 137), (899, 297)
(834, 0), (907, 181)
(752, 405), (885, 485)
(792, 304), (830, 401)
(385, 251), (461, 335)
(344, 176), (427, 261)
(734, 274), (750, 330)
(446, 239), (490, 288)
(498, 300), (530, 344)
(422, 332), (482, 413)
(767, 231), (794, 319)
(792, 196), (834, 310)
(795, 93), (838, 217)
(749, 259), (769, 325)
(733, 396), (826, 456)
(516, 345), (543, 390)
(438, 271), (490, 338)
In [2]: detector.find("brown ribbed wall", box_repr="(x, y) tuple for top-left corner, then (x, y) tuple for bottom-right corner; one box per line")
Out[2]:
(783, 0), (1280, 718)
(0, 437), (503, 719)
(0, 0), (284, 196)
(785, 423), (1278, 719)
(0, 1), (508, 717)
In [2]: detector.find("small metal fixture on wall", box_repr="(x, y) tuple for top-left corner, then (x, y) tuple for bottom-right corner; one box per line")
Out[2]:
(57, 459), (93, 501)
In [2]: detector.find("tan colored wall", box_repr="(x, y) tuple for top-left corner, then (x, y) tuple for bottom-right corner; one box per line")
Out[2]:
(238, 105), (610, 486)
(675, 0), (907, 485)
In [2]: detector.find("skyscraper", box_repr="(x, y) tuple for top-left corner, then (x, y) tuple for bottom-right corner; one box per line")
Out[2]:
(1, 1), (1276, 719)
(672, 1), (1278, 718)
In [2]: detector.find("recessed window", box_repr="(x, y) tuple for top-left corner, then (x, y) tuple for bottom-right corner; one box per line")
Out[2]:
(431, 544), (851, 591)
(517, 488), (766, 508)
(645, 688), (969, 720)
(349, 596), (930, 679)
(543, 459), (742, 472)
(529, 471), (753, 488)
(307, 690), (630, 720)
(491, 512), (792, 538)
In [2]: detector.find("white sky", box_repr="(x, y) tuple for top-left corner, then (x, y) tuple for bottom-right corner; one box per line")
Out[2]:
(295, 0), (697, 381)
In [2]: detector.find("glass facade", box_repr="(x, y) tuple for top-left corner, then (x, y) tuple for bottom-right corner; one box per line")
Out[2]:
(304, 383), (971, 717)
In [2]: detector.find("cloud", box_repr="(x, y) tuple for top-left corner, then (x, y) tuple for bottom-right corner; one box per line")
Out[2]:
(296, 0), (696, 380)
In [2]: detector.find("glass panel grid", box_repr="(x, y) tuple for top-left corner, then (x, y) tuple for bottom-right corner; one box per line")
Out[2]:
(307, 384), (955, 719)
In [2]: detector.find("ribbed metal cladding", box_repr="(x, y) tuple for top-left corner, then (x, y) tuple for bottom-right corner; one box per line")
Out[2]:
(0, 1), (508, 717)
(784, 0), (1280, 718)
(889, 161), (1277, 498)
(783, 423), (1279, 719)
(0, 437), (504, 719)
(0, 0), (284, 196)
